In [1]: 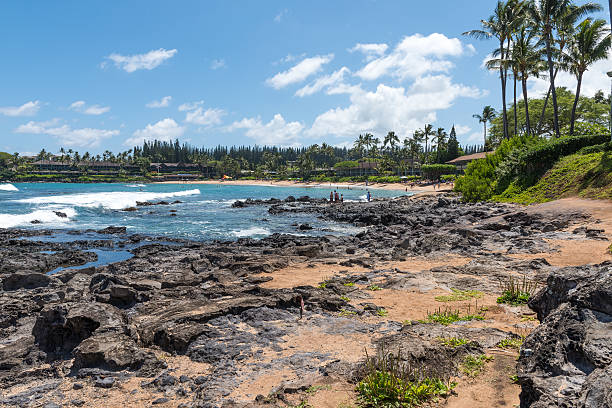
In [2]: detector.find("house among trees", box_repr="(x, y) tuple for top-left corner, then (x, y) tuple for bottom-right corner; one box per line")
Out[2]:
(446, 152), (493, 172)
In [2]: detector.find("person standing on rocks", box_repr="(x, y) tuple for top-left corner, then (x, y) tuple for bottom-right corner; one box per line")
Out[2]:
(340, 194), (344, 203)
(334, 191), (339, 202)
(366, 190), (371, 202)
(330, 191), (333, 202)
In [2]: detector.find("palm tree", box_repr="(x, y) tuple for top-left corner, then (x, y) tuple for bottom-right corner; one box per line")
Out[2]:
(465, 1), (524, 140)
(383, 131), (400, 157)
(422, 124), (434, 163)
(353, 134), (366, 158)
(473, 106), (497, 149)
(434, 128), (448, 163)
(512, 24), (544, 135)
(562, 18), (611, 135)
(528, 0), (602, 137)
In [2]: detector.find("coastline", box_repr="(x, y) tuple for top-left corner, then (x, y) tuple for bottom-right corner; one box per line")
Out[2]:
(152, 178), (454, 194)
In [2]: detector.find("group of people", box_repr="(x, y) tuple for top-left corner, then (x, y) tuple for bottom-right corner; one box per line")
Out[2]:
(329, 190), (344, 203)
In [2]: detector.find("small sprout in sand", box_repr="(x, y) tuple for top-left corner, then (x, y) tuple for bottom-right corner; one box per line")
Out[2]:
(306, 384), (331, 394)
(460, 354), (494, 378)
(343, 282), (355, 287)
(435, 288), (483, 302)
(509, 374), (519, 384)
(438, 337), (469, 348)
(287, 400), (311, 408)
(402, 320), (412, 326)
(497, 337), (524, 350)
(340, 295), (351, 302)
(367, 284), (382, 291)
(376, 308), (388, 317)
(608, 243), (612, 254)
(521, 315), (537, 322)
(497, 276), (538, 306)
(318, 281), (328, 289)
(338, 308), (357, 318)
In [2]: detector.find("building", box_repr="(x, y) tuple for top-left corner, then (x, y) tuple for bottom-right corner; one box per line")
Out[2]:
(446, 152), (493, 172)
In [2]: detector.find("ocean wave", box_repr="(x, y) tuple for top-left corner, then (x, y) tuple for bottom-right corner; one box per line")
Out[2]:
(0, 207), (77, 228)
(125, 184), (146, 188)
(0, 184), (19, 192)
(17, 189), (201, 210)
(231, 227), (270, 238)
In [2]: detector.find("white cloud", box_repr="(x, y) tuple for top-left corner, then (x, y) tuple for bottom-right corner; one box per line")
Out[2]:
(125, 118), (185, 146)
(274, 9), (288, 23)
(210, 59), (226, 70)
(467, 132), (485, 143)
(265, 54), (334, 89)
(68, 100), (110, 115)
(356, 33), (467, 81)
(178, 100), (204, 111)
(227, 114), (304, 146)
(146, 96), (172, 108)
(307, 77), (484, 141)
(349, 43), (389, 61)
(0, 100), (40, 117)
(272, 53), (307, 66)
(528, 55), (612, 98)
(295, 67), (350, 97)
(15, 119), (118, 148)
(105, 48), (178, 73)
(185, 107), (226, 126)
(453, 124), (472, 136)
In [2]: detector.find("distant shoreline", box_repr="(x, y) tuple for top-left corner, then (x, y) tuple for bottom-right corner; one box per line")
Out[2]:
(151, 179), (453, 194)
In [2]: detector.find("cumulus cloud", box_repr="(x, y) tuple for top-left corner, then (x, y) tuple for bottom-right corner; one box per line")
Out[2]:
(105, 48), (177, 73)
(210, 59), (226, 70)
(528, 56), (612, 97)
(178, 101), (204, 111)
(355, 33), (467, 81)
(185, 108), (226, 126)
(349, 43), (389, 61)
(15, 119), (118, 148)
(227, 114), (304, 146)
(295, 67), (350, 97)
(0, 100), (40, 117)
(307, 77), (484, 141)
(125, 118), (185, 146)
(68, 100), (110, 115)
(266, 54), (334, 89)
(146, 96), (172, 108)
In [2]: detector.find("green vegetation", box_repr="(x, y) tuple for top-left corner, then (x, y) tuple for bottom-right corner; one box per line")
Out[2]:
(435, 288), (483, 302)
(356, 348), (455, 407)
(510, 374), (520, 384)
(497, 276), (538, 306)
(438, 337), (470, 348)
(343, 282), (355, 287)
(340, 296), (351, 302)
(338, 309), (357, 318)
(460, 355), (494, 378)
(367, 285), (382, 291)
(420, 306), (485, 326)
(497, 337), (524, 350)
(376, 308), (388, 317)
(420, 164), (456, 180)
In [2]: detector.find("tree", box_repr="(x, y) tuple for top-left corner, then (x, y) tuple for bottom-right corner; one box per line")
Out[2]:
(383, 131), (400, 157)
(465, 1), (524, 140)
(562, 18), (611, 134)
(434, 127), (447, 163)
(447, 125), (460, 160)
(528, 0), (602, 137)
(473, 106), (497, 149)
(421, 124), (434, 162)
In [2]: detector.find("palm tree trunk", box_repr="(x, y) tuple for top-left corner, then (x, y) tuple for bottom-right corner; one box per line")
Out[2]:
(545, 31), (560, 137)
(500, 41), (509, 140)
(513, 73), (518, 136)
(483, 122), (487, 150)
(536, 66), (560, 134)
(570, 72), (583, 135)
(522, 75), (531, 136)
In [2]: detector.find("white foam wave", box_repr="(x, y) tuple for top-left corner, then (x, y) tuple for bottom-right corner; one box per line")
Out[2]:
(231, 227), (270, 238)
(0, 207), (77, 228)
(0, 183), (18, 192)
(125, 184), (146, 188)
(17, 189), (201, 210)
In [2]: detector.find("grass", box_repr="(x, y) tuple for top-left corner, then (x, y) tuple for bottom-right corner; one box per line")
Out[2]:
(343, 282), (355, 287)
(356, 347), (456, 407)
(368, 284), (382, 291)
(438, 337), (469, 348)
(420, 304), (485, 326)
(376, 308), (388, 317)
(497, 276), (538, 306)
(338, 308), (357, 318)
(340, 296), (351, 302)
(493, 152), (612, 204)
(460, 354), (494, 378)
(497, 337), (524, 350)
(435, 288), (483, 302)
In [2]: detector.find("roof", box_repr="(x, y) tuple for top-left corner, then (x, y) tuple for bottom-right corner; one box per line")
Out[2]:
(446, 151), (493, 164)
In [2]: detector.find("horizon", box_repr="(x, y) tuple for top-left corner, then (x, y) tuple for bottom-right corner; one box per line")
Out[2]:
(1, 0), (610, 156)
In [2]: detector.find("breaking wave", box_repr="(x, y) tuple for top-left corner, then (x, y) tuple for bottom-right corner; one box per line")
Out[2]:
(0, 184), (18, 192)
(0, 207), (77, 229)
(231, 227), (270, 238)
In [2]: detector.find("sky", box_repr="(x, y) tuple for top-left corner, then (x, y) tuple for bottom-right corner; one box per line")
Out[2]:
(0, 0), (610, 156)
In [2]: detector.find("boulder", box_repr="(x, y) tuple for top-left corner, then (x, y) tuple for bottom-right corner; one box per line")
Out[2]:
(2, 272), (52, 291)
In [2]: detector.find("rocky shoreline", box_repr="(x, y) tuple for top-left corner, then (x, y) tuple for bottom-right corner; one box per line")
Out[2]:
(0, 194), (610, 407)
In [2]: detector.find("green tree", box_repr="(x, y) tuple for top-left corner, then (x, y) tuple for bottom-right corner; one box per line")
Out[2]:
(473, 106), (497, 149)
(434, 127), (448, 163)
(447, 125), (460, 160)
(562, 18), (611, 134)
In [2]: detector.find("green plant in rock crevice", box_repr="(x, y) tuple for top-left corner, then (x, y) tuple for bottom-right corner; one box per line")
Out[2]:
(497, 276), (538, 306)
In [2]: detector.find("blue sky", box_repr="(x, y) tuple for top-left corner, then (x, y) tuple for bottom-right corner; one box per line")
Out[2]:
(1, 0), (609, 155)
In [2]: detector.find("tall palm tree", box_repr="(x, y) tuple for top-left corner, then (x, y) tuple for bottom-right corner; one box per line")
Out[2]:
(383, 131), (400, 157)
(353, 134), (366, 158)
(528, 0), (602, 137)
(434, 128), (448, 163)
(422, 124), (434, 163)
(465, 1), (524, 140)
(512, 25), (545, 135)
(473, 106), (497, 149)
(562, 18), (611, 134)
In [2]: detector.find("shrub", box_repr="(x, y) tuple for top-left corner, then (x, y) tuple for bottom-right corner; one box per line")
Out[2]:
(421, 164), (456, 180)
(420, 305), (485, 325)
(496, 276), (538, 306)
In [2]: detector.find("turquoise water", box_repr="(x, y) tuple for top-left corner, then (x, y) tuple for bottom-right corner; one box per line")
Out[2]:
(0, 183), (408, 240)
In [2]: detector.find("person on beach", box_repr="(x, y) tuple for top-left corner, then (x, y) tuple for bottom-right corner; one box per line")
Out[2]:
(366, 190), (371, 202)
(334, 191), (339, 202)
(340, 194), (344, 203)
(330, 191), (333, 202)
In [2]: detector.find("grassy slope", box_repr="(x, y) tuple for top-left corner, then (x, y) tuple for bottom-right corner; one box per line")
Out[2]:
(494, 151), (612, 204)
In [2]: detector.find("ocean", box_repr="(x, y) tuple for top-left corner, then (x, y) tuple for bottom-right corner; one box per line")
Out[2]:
(0, 182), (408, 241)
